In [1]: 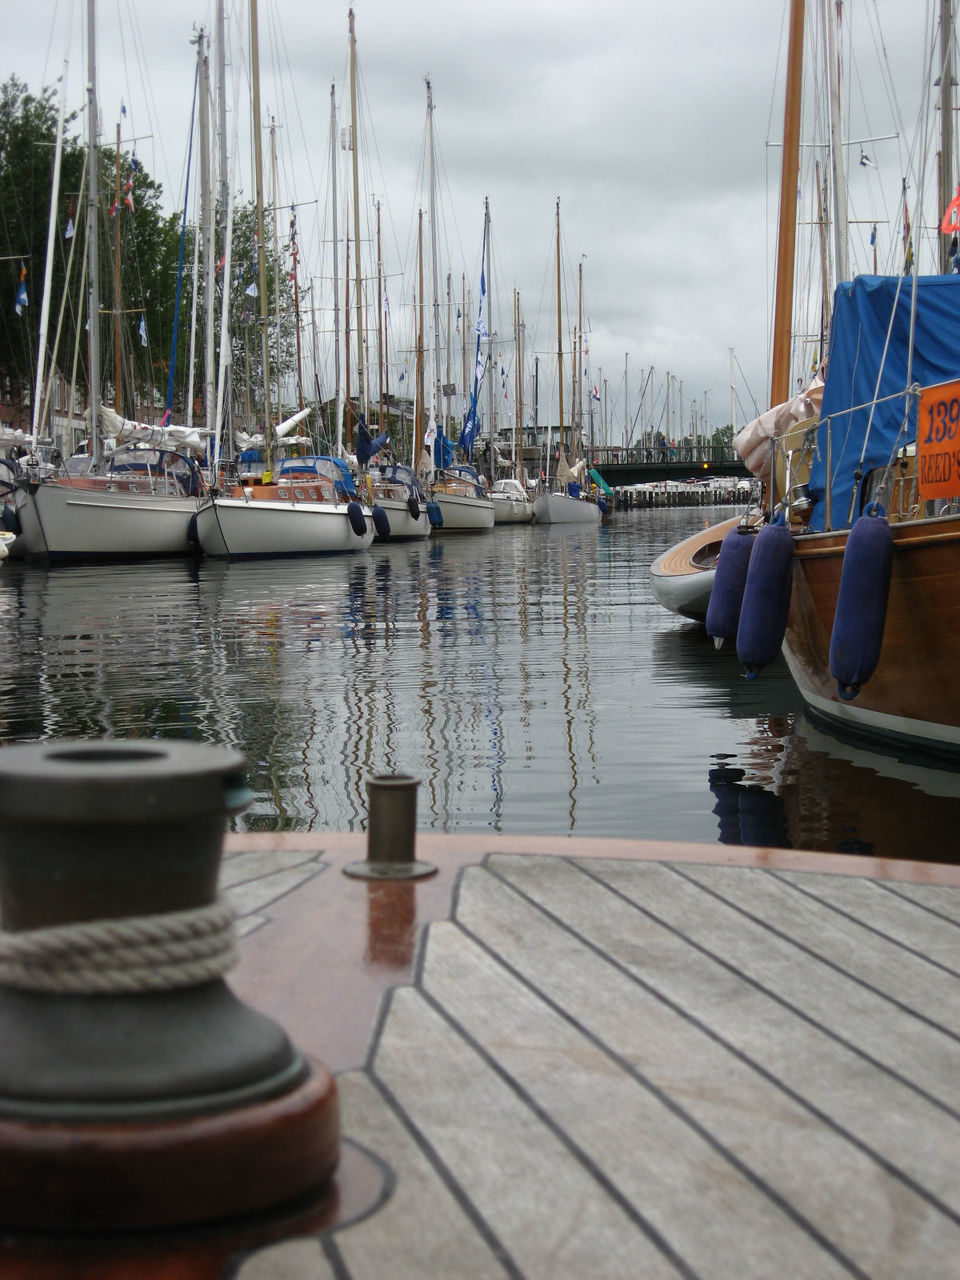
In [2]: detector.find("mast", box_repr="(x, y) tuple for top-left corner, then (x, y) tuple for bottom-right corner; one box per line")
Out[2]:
(87, 0), (101, 463)
(555, 198), (564, 461)
(940, 0), (955, 273)
(415, 209), (424, 462)
(31, 8), (72, 449)
(330, 85), (342, 451)
(377, 201), (384, 431)
(426, 79), (442, 467)
(348, 9), (364, 420)
(250, 0), (272, 468)
(823, 0), (848, 286)
(484, 197), (494, 480)
(200, 31), (216, 439)
(113, 122), (123, 414)
(770, 0), (805, 406)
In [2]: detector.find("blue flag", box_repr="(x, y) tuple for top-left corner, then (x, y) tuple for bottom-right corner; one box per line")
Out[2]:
(355, 415), (388, 465)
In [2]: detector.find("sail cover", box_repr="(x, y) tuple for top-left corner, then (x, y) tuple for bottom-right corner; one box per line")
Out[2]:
(808, 274), (960, 530)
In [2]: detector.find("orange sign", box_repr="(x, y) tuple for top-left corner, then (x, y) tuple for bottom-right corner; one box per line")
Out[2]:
(917, 379), (960, 501)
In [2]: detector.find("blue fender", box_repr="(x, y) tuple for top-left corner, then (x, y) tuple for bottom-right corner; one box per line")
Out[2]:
(426, 501), (444, 528)
(372, 504), (391, 539)
(736, 520), (794, 677)
(346, 501), (367, 536)
(829, 510), (893, 700)
(706, 524), (756, 646)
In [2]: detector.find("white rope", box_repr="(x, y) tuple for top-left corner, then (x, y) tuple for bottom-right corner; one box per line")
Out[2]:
(0, 897), (237, 994)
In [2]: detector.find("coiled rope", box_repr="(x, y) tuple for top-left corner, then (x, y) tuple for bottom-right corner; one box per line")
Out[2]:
(0, 897), (237, 994)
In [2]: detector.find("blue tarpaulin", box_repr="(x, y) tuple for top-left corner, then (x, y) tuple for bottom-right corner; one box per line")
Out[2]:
(808, 274), (960, 530)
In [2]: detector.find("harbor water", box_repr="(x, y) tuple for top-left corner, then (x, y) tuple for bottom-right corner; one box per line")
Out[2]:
(1, 506), (958, 863)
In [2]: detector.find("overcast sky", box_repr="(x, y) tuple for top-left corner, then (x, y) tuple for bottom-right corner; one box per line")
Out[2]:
(4, 0), (940, 442)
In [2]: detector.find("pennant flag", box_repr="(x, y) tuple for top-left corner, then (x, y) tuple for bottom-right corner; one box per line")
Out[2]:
(138, 315), (148, 347)
(65, 198), (75, 239)
(125, 189), (135, 213)
(216, 249), (226, 274)
(109, 198), (118, 217)
(14, 262), (27, 315)
(245, 281), (258, 296)
(870, 224), (877, 247)
(121, 99), (127, 117)
(592, 385), (601, 402)
(859, 150), (875, 168)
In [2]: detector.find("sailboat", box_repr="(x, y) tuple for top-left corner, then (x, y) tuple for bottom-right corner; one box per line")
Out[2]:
(702, 0), (960, 760)
(341, 12), (427, 543)
(422, 85), (493, 534)
(532, 201), (600, 527)
(194, 0), (374, 560)
(13, 0), (208, 564)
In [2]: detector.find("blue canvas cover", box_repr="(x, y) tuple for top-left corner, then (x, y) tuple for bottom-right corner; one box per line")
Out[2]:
(808, 274), (960, 530)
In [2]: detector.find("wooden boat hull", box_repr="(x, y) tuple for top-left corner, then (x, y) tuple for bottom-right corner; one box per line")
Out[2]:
(15, 479), (199, 562)
(649, 515), (740, 622)
(532, 491), (601, 525)
(195, 495), (375, 558)
(783, 514), (960, 756)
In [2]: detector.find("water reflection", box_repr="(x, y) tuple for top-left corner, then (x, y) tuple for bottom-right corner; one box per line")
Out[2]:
(1, 507), (958, 863)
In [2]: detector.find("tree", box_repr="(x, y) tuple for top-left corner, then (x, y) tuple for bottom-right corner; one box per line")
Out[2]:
(0, 77), (85, 429)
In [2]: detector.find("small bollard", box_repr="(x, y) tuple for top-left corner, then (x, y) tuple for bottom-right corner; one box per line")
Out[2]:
(344, 773), (437, 879)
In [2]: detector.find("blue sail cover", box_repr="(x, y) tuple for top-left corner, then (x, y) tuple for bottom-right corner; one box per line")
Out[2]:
(808, 274), (960, 530)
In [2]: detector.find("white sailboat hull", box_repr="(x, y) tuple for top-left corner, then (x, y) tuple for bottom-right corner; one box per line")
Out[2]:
(195, 495), (375, 558)
(532, 491), (601, 525)
(372, 495), (431, 541)
(16, 481), (199, 562)
(431, 492), (495, 532)
(492, 495), (535, 524)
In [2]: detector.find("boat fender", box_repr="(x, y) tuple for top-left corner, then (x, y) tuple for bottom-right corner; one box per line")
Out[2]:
(407, 494), (421, 520)
(372, 504), (391, 539)
(2, 504), (21, 536)
(187, 512), (200, 554)
(427, 501), (444, 528)
(597, 496), (608, 514)
(736, 519), (794, 678)
(347, 501), (367, 536)
(829, 507), (893, 700)
(706, 524), (757, 647)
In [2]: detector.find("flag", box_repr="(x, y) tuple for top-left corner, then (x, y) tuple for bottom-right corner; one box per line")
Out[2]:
(859, 150), (875, 168)
(124, 164), (135, 212)
(592, 385), (601, 402)
(870, 225), (876, 247)
(424, 415), (436, 450)
(14, 262), (27, 315)
(138, 315), (147, 347)
(475, 264), (489, 339)
(355, 415), (388, 465)
(216, 250), (226, 274)
(65, 199), (75, 239)
(121, 99), (127, 117)
(245, 281), (258, 296)
(109, 198), (118, 217)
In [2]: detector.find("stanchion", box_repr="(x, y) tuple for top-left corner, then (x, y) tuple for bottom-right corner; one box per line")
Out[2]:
(344, 773), (437, 880)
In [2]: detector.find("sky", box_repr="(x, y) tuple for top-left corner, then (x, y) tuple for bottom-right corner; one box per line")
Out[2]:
(2, 0), (942, 444)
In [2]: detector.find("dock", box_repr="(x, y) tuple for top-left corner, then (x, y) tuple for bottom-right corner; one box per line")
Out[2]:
(221, 833), (960, 1280)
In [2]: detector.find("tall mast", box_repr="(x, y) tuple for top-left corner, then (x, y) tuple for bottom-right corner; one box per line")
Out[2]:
(113, 123), (122, 414)
(200, 31), (216, 437)
(87, 0), (101, 463)
(940, 0), (955, 273)
(555, 198), (564, 459)
(823, 0), (848, 286)
(216, 0), (232, 453)
(377, 201), (384, 430)
(250, 0), (272, 467)
(484, 197), (494, 480)
(270, 118), (282, 424)
(426, 79), (442, 461)
(348, 9), (364, 418)
(770, 0), (805, 406)
(330, 84), (342, 453)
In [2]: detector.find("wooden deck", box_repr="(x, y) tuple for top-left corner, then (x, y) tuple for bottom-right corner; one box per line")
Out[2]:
(225, 835), (960, 1279)
(8, 834), (960, 1277)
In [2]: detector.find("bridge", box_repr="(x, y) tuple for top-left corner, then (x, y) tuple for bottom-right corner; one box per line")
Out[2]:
(589, 444), (750, 488)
